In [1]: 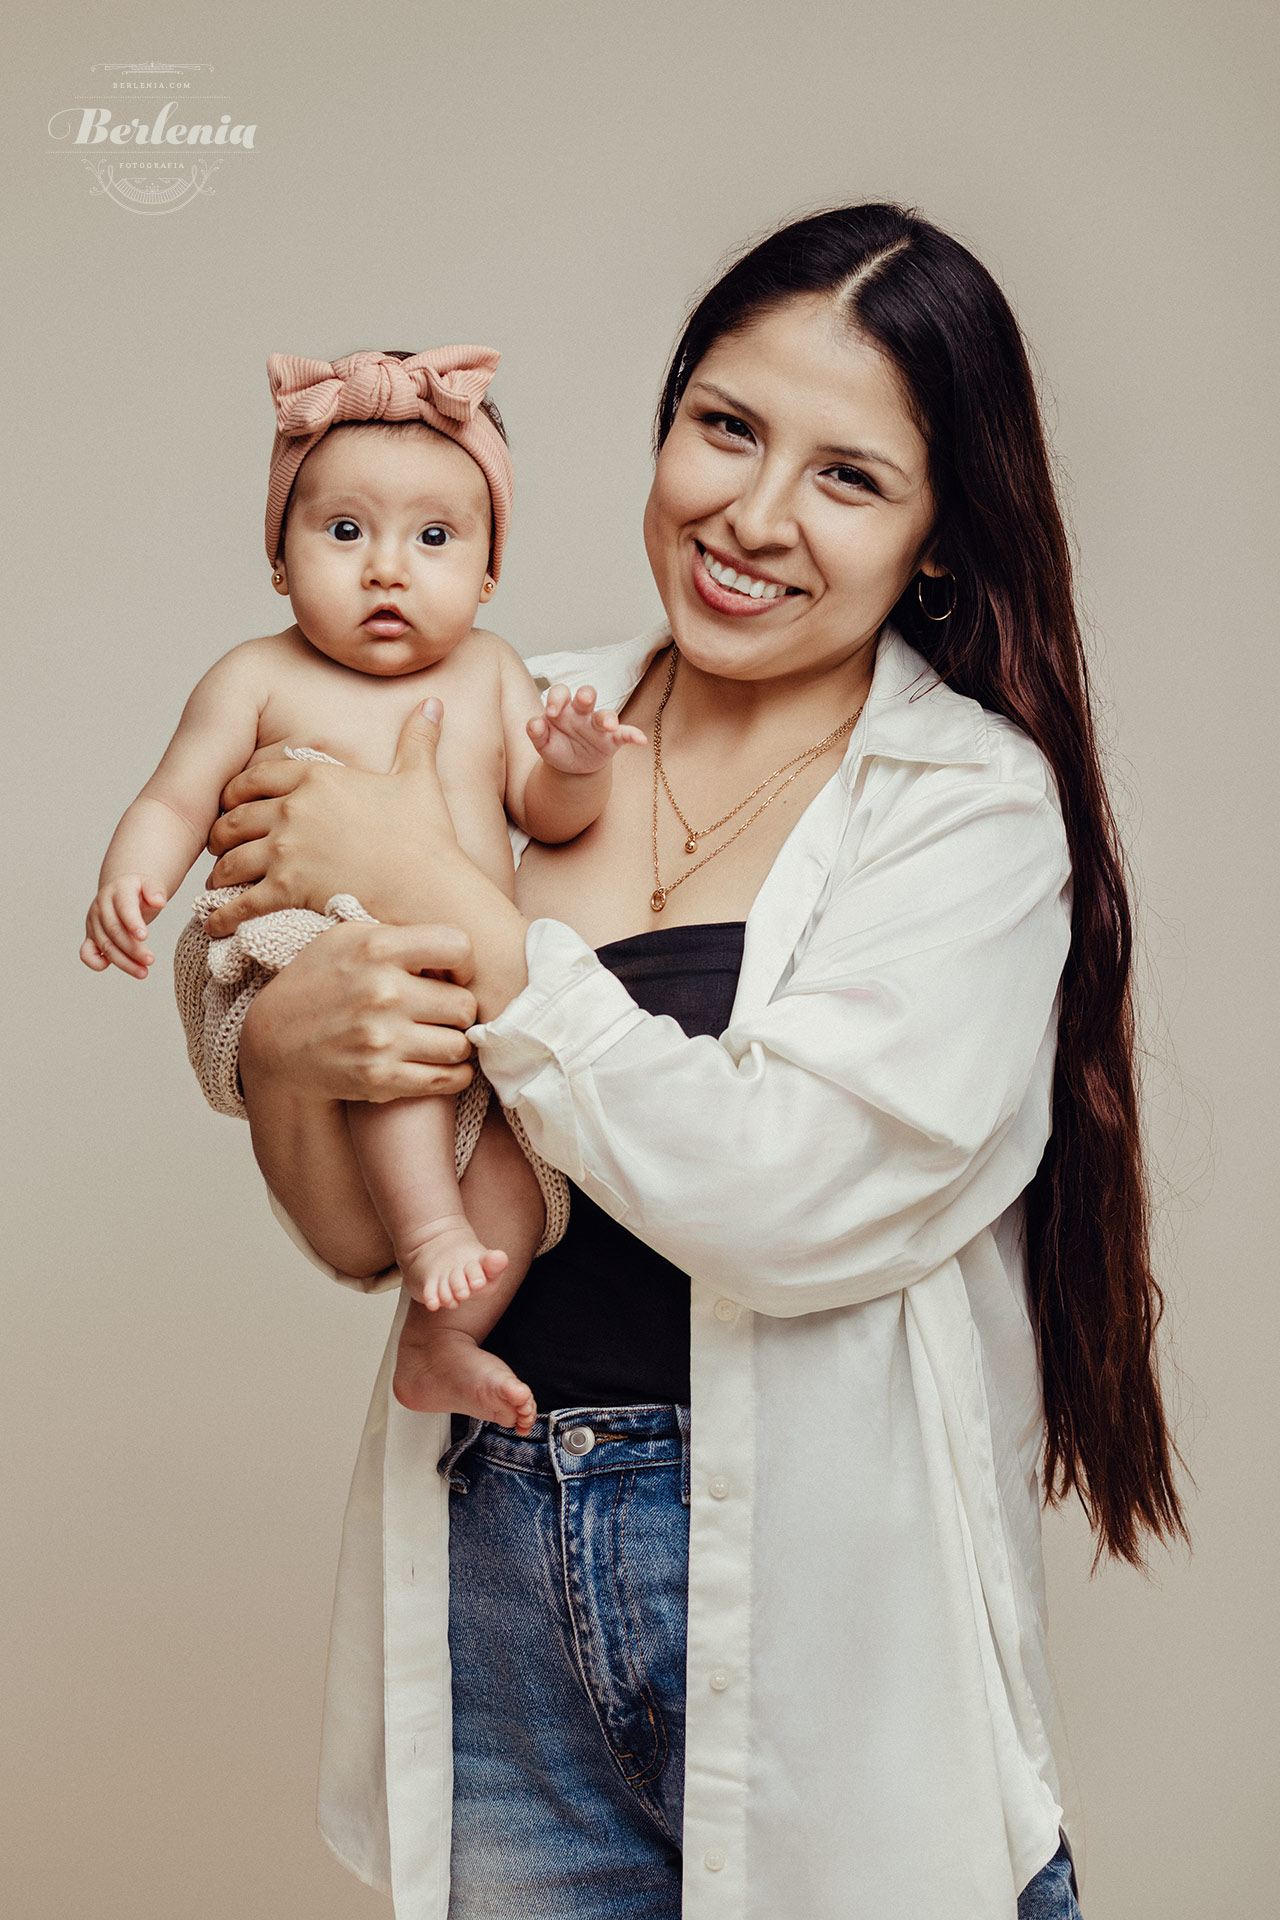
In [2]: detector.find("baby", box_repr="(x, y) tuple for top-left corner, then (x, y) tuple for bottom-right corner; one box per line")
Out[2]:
(82, 347), (644, 1433)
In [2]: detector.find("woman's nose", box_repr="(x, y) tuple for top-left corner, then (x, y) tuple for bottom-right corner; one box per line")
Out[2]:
(723, 464), (801, 554)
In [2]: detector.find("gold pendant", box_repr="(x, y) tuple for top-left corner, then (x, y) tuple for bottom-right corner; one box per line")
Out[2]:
(650, 887), (668, 912)
(684, 834), (698, 854)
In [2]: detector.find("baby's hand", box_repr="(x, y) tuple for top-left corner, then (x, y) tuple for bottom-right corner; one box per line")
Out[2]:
(527, 684), (647, 776)
(81, 877), (168, 979)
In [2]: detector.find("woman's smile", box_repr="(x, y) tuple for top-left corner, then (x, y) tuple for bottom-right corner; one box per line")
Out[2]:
(691, 540), (799, 613)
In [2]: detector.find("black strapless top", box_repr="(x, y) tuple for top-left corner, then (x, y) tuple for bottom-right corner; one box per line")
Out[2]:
(483, 920), (747, 1411)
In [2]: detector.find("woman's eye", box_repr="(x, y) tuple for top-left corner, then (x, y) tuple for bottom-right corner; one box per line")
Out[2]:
(826, 466), (877, 494)
(417, 525), (452, 548)
(705, 412), (755, 441)
(326, 518), (362, 542)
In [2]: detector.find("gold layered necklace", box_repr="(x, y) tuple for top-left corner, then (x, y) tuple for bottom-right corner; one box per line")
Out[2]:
(649, 645), (866, 912)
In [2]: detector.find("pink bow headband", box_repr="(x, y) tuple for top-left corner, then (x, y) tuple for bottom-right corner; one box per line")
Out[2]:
(264, 346), (514, 578)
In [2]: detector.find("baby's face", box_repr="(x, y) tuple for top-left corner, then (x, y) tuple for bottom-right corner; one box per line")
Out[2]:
(279, 424), (493, 676)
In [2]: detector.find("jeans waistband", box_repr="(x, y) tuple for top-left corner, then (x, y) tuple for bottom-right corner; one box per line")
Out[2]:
(439, 1403), (692, 1504)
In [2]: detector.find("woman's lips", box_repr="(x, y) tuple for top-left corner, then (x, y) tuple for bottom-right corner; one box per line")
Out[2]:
(690, 543), (796, 617)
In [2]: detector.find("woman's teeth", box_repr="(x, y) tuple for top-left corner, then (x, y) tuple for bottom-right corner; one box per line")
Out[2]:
(701, 549), (787, 599)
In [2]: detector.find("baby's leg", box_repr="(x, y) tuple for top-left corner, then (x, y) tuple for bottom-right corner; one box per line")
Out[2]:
(347, 1092), (508, 1310)
(392, 1107), (548, 1432)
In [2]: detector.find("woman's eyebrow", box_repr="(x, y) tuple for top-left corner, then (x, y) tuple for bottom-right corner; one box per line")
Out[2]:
(691, 380), (910, 481)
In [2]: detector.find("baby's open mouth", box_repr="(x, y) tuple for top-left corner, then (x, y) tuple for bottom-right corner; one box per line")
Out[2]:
(364, 605), (411, 631)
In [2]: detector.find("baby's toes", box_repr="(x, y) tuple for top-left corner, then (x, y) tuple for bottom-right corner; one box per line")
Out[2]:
(502, 1384), (537, 1436)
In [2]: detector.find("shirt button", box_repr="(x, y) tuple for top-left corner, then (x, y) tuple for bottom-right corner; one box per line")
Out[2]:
(709, 1668), (730, 1691)
(561, 1425), (595, 1455)
(704, 1850), (726, 1872)
(713, 1297), (737, 1322)
(708, 1475), (730, 1499)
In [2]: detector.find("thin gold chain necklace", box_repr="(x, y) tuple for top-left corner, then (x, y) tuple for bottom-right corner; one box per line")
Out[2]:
(648, 645), (865, 913)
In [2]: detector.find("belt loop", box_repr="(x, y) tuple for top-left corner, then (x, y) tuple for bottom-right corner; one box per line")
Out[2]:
(676, 1403), (692, 1507)
(436, 1415), (484, 1493)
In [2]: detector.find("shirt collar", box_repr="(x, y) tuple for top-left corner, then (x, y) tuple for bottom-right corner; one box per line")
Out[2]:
(852, 623), (989, 774)
(531, 618), (990, 774)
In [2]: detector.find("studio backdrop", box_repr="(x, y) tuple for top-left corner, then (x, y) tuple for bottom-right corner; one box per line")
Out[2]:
(3, 3), (1276, 1916)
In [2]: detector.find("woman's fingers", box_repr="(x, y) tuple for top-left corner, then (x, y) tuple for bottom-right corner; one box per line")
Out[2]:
(206, 836), (272, 891)
(207, 798), (276, 857)
(389, 697), (443, 776)
(219, 754), (308, 812)
(203, 880), (279, 937)
(374, 921), (476, 988)
(399, 1002), (477, 1062)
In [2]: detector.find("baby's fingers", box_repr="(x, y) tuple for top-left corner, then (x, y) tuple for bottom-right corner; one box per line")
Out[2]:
(79, 935), (111, 972)
(95, 898), (154, 974)
(90, 928), (150, 979)
(590, 708), (648, 751)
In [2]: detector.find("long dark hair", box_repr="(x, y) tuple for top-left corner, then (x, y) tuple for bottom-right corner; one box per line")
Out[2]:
(657, 205), (1185, 1565)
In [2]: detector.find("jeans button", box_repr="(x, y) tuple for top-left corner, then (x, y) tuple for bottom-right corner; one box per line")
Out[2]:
(562, 1424), (596, 1455)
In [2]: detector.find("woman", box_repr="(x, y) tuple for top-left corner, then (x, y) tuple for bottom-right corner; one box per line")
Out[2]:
(203, 204), (1184, 1919)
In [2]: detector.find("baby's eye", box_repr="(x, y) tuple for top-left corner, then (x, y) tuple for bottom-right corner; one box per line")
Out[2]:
(326, 518), (362, 542)
(417, 525), (452, 548)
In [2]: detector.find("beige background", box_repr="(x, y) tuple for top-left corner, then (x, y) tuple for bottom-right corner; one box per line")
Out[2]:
(3, 1), (1276, 1914)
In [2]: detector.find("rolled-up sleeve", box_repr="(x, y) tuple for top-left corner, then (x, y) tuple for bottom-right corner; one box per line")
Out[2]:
(474, 772), (1072, 1317)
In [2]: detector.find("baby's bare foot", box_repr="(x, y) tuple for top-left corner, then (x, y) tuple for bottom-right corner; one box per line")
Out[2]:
(393, 1322), (537, 1434)
(396, 1213), (509, 1310)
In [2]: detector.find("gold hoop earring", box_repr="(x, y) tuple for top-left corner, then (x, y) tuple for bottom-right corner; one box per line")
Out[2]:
(917, 573), (956, 621)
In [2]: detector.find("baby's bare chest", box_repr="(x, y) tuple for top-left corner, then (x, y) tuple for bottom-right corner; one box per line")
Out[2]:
(249, 654), (504, 795)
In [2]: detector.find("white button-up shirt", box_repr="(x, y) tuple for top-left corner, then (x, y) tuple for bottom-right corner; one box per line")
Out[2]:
(270, 621), (1078, 1919)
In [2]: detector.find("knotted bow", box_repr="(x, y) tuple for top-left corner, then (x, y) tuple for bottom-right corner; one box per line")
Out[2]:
(268, 347), (501, 437)
(263, 344), (513, 576)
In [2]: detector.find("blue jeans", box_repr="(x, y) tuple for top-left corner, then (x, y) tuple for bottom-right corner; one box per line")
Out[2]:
(440, 1405), (1081, 1919)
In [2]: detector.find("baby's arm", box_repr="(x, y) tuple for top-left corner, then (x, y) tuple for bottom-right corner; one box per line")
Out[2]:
(497, 645), (646, 845)
(82, 646), (266, 977)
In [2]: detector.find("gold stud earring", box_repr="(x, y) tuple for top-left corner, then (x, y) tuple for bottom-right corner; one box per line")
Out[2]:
(271, 569), (284, 587)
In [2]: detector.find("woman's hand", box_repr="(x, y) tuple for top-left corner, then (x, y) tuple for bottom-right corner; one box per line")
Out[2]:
(239, 918), (479, 1107)
(204, 698), (459, 937)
